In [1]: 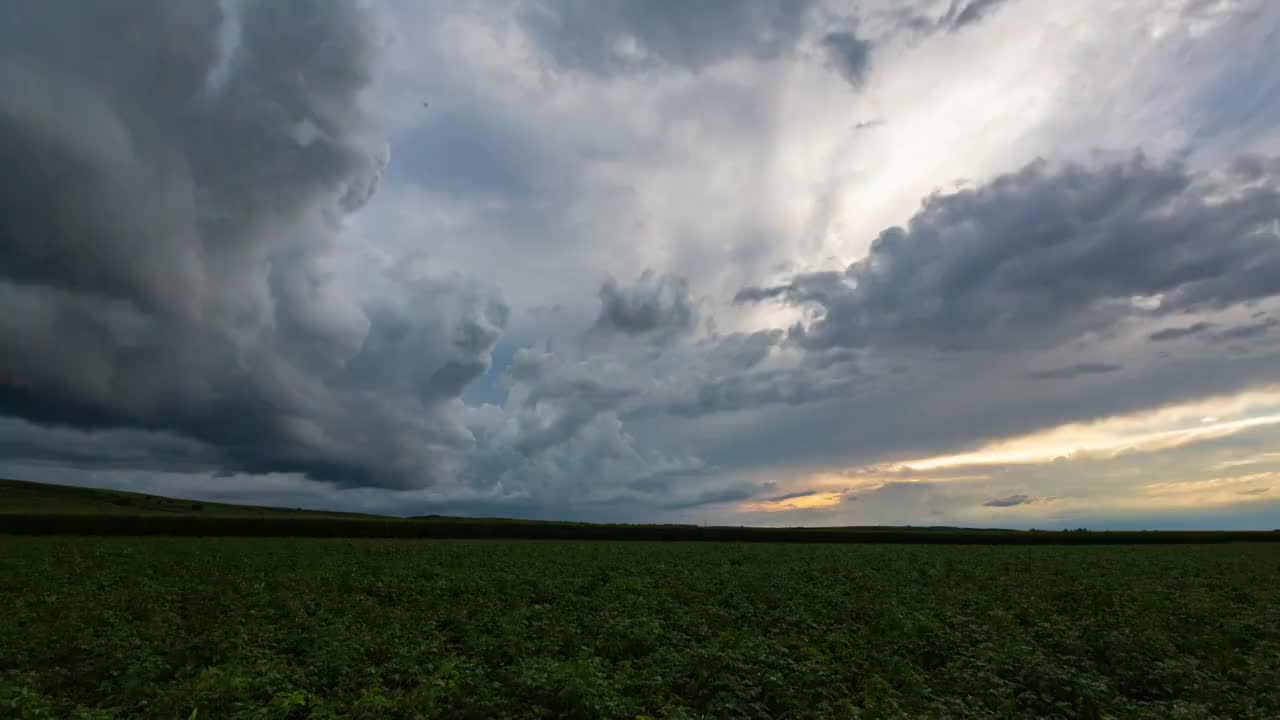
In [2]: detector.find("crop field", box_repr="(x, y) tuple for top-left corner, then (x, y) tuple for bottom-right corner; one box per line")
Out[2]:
(2, 538), (1279, 719)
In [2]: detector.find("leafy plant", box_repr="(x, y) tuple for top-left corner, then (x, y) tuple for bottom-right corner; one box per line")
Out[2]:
(1, 538), (1277, 718)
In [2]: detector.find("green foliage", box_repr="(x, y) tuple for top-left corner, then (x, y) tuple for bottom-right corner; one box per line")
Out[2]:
(7, 511), (1280, 544)
(2, 539), (1278, 719)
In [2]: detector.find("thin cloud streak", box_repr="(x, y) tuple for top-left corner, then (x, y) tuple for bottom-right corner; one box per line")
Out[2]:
(901, 389), (1280, 471)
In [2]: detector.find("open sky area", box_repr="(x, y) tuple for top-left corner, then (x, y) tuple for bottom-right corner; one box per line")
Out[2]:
(3, 0), (1280, 529)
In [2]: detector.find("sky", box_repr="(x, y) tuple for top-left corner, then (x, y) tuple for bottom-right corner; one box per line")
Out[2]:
(2, 0), (1280, 529)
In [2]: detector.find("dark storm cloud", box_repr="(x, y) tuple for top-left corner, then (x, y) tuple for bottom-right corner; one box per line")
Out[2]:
(764, 489), (820, 503)
(0, 0), (507, 489)
(665, 366), (858, 418)
(1025, 363), (1123, 381)
(496, 325), (797, 459)
(679, 332), (1280, 488)
(733, 284), (794, 304)
(659, 484), (759, 511)
(453, 296), (822, 504)
(983, 494), (1040, 507)
(821, 30), (873, 88)
(0, 418), (222, 473)
(703, 330), (783, 370)
(518, 0), (817, 74)
(896, 0), (1011, 36)
(1149, 322), (1216, 341)
(948, 0), (1009, 30)
(890, 0), (1012, 38)
(1214, 317), (1278, 341)
(736, 153), (1280, 353)
(594, 272), (697, 338)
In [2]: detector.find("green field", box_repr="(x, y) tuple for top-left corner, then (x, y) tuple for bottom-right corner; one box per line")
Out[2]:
(3, 538), (1279, 719)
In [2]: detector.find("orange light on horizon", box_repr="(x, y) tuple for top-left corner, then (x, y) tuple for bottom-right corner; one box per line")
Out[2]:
(738, 490), (847, 513)
(900, 388), (1280, 472)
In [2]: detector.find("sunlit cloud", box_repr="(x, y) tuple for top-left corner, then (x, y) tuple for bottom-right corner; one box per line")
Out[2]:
(739, 489), (848, 513)
(1144, 472), (1276, 497)
(722, 388), (1280, 523)
(983, 494), (1055, 508)
(1054, 473), (1280, 513)
(1212, 453), (1280, 471)
(900, 388), (1280, 472)
(735, 469), (991, 514)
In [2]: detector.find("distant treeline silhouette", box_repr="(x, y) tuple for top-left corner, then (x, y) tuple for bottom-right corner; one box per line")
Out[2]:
(2, 514), (1279, 544)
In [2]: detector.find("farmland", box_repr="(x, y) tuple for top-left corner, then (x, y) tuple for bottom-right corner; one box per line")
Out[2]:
(3, 538), (1279, 719)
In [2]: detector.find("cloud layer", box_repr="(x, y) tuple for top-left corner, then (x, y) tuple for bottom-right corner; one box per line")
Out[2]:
(0, 0), (504, 489)
(736, 153), (1280, 353)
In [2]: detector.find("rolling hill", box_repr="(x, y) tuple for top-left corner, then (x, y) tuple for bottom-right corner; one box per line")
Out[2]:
(0, 477), (379, 518)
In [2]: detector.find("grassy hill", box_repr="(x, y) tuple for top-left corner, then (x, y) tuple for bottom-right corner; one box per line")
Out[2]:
(0, 477), (379, 519)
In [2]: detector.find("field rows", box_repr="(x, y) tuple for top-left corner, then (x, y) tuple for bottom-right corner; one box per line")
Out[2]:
(3, 538), (1279, 719)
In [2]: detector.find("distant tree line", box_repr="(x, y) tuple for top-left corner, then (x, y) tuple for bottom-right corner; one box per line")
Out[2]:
(2, 514), (1279, 544)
